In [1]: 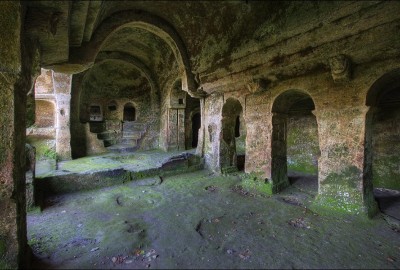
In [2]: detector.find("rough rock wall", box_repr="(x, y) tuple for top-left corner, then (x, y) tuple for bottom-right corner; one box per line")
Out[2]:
(70, 72), (86, 159)
(203, 93), (224, 172)
(287, 112), (319, 174)
(372, 106), (400, 190)
(0, 3), (22, 269)
(34, 100), (55, 128)
(203, 57), (399, 214)
(184, 95), (201, 150)
(0, 2), (40, 268)
(53, 73), (72, 160)
(79, 61), (160, 151)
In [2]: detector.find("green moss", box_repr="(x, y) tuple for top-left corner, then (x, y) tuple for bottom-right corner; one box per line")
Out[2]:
(241, 172), (273, 195)
(372, 155), (400, 190)
(0, 259), (11, 270)
(286, 115), (319, 175)
(60, 157), (121, 172)
(322, 166), (360, 189)
(288, 162), (317, 174)
(235, 136), (246, 155)
(311, 195), (364, 215)
(0, 235), (12, 269)
(26, 136), (56, 161)
(0, 238), (6, 256)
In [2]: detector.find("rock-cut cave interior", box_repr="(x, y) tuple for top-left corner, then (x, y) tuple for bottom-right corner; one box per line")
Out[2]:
(1, 1), (400, 269)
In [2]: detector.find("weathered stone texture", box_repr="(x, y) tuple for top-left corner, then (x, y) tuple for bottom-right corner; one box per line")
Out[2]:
(371, 106), (400, 190)
(54, 73), (72, 160)
(287, 112), (319, 174)
(203, 93), (224, 172)
(34, 100), (55, 128)
(34, 69), (54, 94)
(0, 3), (24, 268)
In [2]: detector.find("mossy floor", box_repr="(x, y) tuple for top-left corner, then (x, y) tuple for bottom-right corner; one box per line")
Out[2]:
(36, 149), (196, 178)
(28, 170), (400, 269)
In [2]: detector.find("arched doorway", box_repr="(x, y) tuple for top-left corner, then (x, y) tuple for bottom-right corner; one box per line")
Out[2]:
(123, 103), (136, 121)
(271, 90), (319, 194)
(366, 69), (400, 219)
(191, 112), (201, 148)
(221, 98), (246, 172)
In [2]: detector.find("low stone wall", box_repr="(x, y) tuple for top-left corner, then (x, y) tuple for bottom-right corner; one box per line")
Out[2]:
(34, 153), (204, 208)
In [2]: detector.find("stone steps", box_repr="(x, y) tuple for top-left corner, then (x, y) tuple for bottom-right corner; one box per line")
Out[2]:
(106, 144), (137, 153)
(119, 137), (138, 145)
(90, 121), (146, 151)
(97, 131), (120, 140)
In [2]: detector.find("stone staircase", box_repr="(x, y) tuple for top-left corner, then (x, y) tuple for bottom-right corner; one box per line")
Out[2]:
(94, 120), (121, 147)
(106, 121), (147, 153)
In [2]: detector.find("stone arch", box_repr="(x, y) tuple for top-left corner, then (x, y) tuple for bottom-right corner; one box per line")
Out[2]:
(220, 98), (246, 172)
(365, 68), (400, 195)
(95, 52), (160, 111)
(69, 10), (200, 97)
(271, 89), (319, 192)
(78, 59), (152, 123)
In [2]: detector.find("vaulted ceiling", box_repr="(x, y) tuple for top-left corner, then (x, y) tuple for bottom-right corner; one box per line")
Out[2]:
(23, 1), (400, 95)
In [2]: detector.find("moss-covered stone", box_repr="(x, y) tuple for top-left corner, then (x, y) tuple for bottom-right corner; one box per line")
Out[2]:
(240, 172), (273, 195)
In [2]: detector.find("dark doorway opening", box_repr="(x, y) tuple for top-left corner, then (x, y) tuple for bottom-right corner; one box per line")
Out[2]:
(191, 112), (201, 148)
(271, 90), (319, 195)
(221, 98), (246, 172)
(366, 69), (400, 218)
(123, 103), (136, 121)
(235, 116), (240, 137)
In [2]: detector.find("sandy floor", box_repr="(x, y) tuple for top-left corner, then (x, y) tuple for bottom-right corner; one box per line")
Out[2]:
(27, 168), (400, 269)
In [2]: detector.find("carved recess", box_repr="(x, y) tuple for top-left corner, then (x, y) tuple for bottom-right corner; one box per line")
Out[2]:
(329, 54), (352, 83)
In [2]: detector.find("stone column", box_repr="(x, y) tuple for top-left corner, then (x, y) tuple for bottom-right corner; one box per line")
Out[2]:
(177, 108), (185, 150)
(244, 93), (272, 178)
(0, 2), (30, 268)
(196, 98), (205, 156)
(270, 112), (290, 192)
(53, 72), (72, 160)
(203, 92), (224, 172)
(313, 105), (378, 216)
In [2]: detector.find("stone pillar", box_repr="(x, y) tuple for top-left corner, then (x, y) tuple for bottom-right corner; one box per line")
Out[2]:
(53, 72), (72, 160)
(244, 93), (272, 177)
(314, 105), (378, 216)
(70, 72), (87, 159)
(196, 98), (205, 156)
(270, 112), (290, 192)
(0, 2), (29, 268)
(203, 92), (224, 172)
(177, 108), (185, 150)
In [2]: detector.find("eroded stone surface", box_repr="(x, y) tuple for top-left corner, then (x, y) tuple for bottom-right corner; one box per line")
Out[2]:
(0, 1), (399, 268)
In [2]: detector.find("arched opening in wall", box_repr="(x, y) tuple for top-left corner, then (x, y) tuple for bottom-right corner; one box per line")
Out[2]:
(191, 112), (201, 148)
(272, 90), (319, 195)
(89, 104), (103, 122)
(366, 69), (400, 219)
(26, 99), (57, 174)
(221, 98), (246, 172)
(123, 103), (136, 122)
(185, 94), (201, 150)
